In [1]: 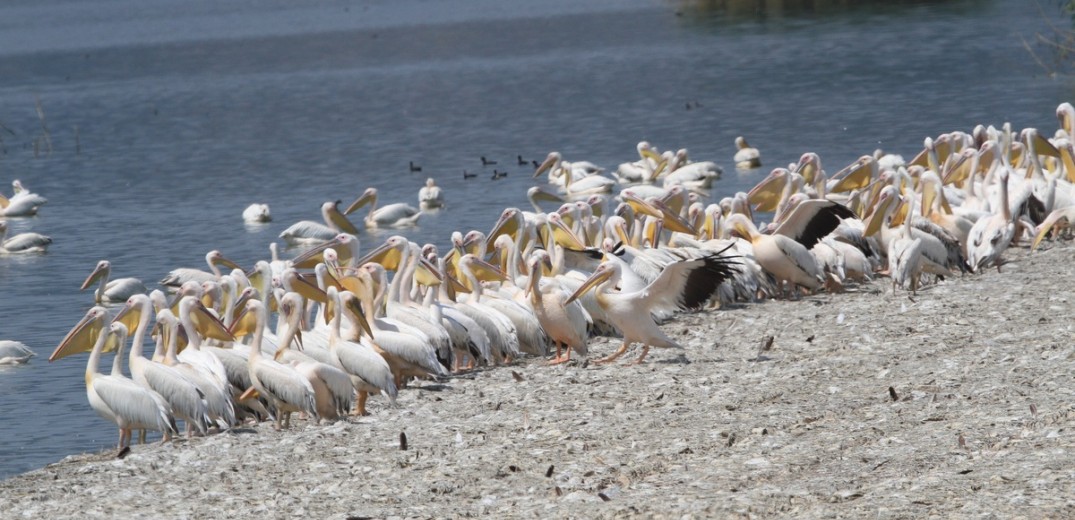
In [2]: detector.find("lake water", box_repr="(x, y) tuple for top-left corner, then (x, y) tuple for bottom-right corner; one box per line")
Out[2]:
(0, 0), (1068, 479)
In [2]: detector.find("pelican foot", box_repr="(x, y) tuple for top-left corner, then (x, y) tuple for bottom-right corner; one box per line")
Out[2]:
(547, 355), (572, 366)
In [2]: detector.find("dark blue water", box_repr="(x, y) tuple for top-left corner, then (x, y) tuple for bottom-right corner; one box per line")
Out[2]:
(0, 0), (1068, 478)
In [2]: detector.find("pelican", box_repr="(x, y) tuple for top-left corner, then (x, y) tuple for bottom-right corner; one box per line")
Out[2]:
(565, 252), (739, 364)
(345, 187), (422, 228)
(725, 200), (855, 296)
(0, 180), (47, 217)
(323, 287), (397, 415)
(279, 200), (359, 244)
(734, 136), (761, 169)
(418, 178), (444, 209)
(156, 308), (237, 430)
(242, 203), (272, 223)
(534, 151), (605, 188)
(662, 149), (722, 190)
(0, 340), (34, 365)
(81, 260), (147, 304)
(967, 168), (1016, 272)
(525, 254), (588, 365)
(274, 292), (356, 421)
(614, 141), (663, 184)
(112, 297), (211, 437)
(0, 221), (50, 253)
(560, 166), (616, 196)
(354, 264), (449, 383)
(232, 299), (318, 429)
(159, 250), (242, 289)
(57, 307), (178, 449)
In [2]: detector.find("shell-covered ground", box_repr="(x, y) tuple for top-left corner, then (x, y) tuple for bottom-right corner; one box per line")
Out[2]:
(3, 243), (1075, 518)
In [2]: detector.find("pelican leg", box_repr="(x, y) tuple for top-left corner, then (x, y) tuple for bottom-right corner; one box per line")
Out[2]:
(117, 429), (125, 450)
(630, 345), (651, 365)
(138, 429), (146, 445)
(596, 341), (631, 364)
(352, 391), (369, 416)
(547, 342), (572, 365)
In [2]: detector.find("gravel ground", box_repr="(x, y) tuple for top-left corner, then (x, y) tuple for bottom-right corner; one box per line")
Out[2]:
(3, 242), (1075, 519)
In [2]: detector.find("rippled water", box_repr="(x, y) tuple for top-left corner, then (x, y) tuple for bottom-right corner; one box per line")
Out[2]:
(0, 0), (1067, 478)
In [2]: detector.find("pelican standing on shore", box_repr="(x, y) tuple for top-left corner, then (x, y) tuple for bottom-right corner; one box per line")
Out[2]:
(566, 251), (739, 364)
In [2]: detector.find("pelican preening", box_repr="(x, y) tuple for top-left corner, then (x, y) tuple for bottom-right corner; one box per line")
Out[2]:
(418, 178), (444, 209)
(242, 203), (272, 223)
(734, 136), (761, 170)
(0, 180), (47, 217)
(41, 103), (1075, 452)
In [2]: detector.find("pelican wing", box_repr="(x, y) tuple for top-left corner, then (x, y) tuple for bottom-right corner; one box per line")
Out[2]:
(138, 361), (209, 425)
(301, 361), (356, 416)
(279, 220), (336, 242)
(253, 359), (318, 415)
(637, 249), (740, 312)
(93, 376), (176, 432)
(773, 200), (855, 249)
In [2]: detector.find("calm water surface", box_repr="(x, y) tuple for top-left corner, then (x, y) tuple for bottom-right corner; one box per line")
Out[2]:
(0, 0), (1068, 478)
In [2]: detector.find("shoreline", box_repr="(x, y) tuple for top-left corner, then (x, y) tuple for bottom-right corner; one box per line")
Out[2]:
(3, 243), (1074, 517)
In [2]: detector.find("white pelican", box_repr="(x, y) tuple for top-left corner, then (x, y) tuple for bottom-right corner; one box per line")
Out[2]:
(324, 287), (398, 415)
(57, 307), (178, 449)
(81, 260), (147, 304)
(0, 180), (47, 217)
(232, 299), (318, 429)
(725, 200), (854, 296)
(534, 151), (605, 188)
(242, 203), (272, 223)
(565, 252), (739, 364)
(524, 254), (588, 364)
(418, 178), (444, 209)
(734, 136), (761, 169)
(662, 149), (722, 190)
(279, 200), (359, 244)
(0, 221), (50, 253)
(345, 187), (422, 228)
(159, 250), (242, 289)
(614, 141), (663, 184)
(112, 299), (211, 438)
(0, 340), (34, 365)
(887, 197), (930, 294)
(175, 296), (232, 387)
(967, 168), (1016, 272)
(354, 263), (449, 382)
(274, 292), (356, 421)
(158, 308), (238, 429)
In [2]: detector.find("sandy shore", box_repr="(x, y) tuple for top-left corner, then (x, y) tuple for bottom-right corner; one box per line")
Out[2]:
(3, 242), (1074, 518)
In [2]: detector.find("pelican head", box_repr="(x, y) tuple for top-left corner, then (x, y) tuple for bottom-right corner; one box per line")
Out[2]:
(356, 235), (408, 271)
(488, 207), (523, 245)
(291, 233), (360, 269)
(80, 260), (112, 292)
(344, 188), (378, 215)
(533, 151), (563, 178)
(50, 306), (111, 362)
(207, 250), (242, 273)
(112, 293), (152, 334)
(564, 262), (620, 305)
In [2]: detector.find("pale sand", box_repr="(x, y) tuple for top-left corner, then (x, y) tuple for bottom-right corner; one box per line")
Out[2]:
(2, 242), (1074, 518)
